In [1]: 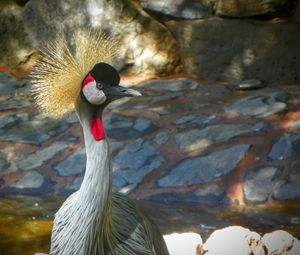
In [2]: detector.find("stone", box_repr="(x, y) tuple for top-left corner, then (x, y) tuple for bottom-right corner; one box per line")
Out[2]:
(203, 226), (263, 255)
(215, 0), (296, 18)
(23, 0), (180, 75)
(288, 238), (300, 255)
(126, 97), (155, 110)
(48, 122), (70, 135)
(60, 176), (84, 196)
(172, 115), (199, 127)
(0, 1), (33, 68)
(54, 147), (86, 176)
(175, 122), (264, 153)
(141, 0), (212, 19)
(107, 97), (131, 110)
(6, 171), (55, 195)
(287, 119), (300, 130)
(148, 190), (224, 205)
(110, 142), (123, 152)
(150, 92), (181, 105)
(154, 130), (170, 145)
(163, 232), (203, 255)
(146, 192), (181, 203)
(0, 73), (28, 97)
(104, 113), (157, 140)
(133, 118), (151, 132)
(172, 114), (219, 129)
(10, 171), (44, 189)
(112, 138), (164, 190)
(186, 83), (231, 99)
(107, 96), (153, 110)
(225, 88), (289, 118)
(150, 106), (171, 115)
(0, 99), (31, 111)
(262, 230), (300, 255)
(0, 115), (18, 130)
(150, 100), (209, 115)
(139, 78), (198, 93)
(228, 79), (266, 91)
(167, 18), (300, 84)
(0, 152), (8, 178)
(0, 113), (70, 145)
(66, 176), (83, 191)
(244, 166), (282, 204)
(15, 84), (32, 97)
(66, 113), (79, 124)
(62, 134), (78, 142)
(273, 160), (300, 200)
(194, 183), (226, 205)
(104, 114), (133, 130)
(268, 132), (300, 160)
(157, 144), (250, 187)
(16, 142), (70, 171)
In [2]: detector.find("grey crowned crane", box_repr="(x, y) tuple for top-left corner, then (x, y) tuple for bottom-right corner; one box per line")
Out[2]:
(31, 31), (169, 255)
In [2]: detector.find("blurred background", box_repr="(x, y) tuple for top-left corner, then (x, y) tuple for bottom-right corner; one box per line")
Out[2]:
(0, 0), (300, 254)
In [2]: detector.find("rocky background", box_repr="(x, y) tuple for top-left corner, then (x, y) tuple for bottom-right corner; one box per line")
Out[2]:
(0, 0), (300, 254)
(1, 0), (300, 82)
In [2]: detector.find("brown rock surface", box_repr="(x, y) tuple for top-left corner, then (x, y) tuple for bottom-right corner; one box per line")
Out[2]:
(167, 17), (300, 84)
(22, 0), (180, 75)
(214, 0), (297, 18)
(0, 0), (33, 69)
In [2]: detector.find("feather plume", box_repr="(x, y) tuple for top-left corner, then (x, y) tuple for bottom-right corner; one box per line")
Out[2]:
(30, 30), (119, 117)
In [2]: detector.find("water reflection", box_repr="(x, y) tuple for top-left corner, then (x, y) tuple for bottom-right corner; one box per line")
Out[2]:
(0, 195), (57, 255)
(0, 195), (299, 255)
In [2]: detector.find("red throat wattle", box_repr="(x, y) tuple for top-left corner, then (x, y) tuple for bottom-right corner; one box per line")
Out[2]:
(90, 117), (105, 141)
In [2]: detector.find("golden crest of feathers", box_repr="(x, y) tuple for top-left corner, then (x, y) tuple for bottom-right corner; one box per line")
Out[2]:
(30, 30), (119, 117)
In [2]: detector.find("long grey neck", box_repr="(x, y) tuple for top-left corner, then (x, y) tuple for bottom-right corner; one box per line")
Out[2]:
(75, 97), (112, 220)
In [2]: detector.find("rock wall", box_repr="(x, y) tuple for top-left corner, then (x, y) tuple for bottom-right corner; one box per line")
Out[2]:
(1, 0), (180, 75)
(0, 1), (33, 69)
(167, 17), (300, 84)
(140, 0), (300, 84)
(1, 0), (299, 83)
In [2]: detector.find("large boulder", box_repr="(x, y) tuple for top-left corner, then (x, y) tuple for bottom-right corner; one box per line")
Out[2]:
(22, 0), (180, 75)
(140, 0), (213, 19)
(214, 0), (297, 18)
(293, 0), (300, 28)
(167, 16), (300, 84)
(0, 0), (33, 69)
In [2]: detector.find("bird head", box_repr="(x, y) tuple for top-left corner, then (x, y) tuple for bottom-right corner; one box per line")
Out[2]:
(30, 30), (140, 118)
(81, 62), (141, 106)
(31, 32), (141, 142)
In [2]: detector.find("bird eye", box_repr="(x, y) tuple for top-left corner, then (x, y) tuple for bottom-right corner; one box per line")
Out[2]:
(96, 83), (103, 90)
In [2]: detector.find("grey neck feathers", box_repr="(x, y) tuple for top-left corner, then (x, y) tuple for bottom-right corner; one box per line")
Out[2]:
(75, 98), (112, 229)
(50, 98), (112, 255)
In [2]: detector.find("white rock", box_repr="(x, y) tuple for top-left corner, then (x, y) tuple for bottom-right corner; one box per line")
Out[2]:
(262, 230), (300, 255)
(164, 232), (202, 255)
(289, 238), (300, 255)
(203, 226), (263, 255)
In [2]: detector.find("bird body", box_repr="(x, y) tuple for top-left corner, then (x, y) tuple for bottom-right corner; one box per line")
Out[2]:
(50, 98), (168, 255)
(31, 31), (169, 255)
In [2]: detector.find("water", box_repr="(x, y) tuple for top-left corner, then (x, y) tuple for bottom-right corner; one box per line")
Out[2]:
(0, 195), (299, 255)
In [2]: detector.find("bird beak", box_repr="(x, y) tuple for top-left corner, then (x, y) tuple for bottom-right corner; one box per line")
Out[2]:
(106, 86), (142, 98)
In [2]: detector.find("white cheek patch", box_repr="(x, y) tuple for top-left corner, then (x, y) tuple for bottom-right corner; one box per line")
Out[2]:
(82, 82), (106, 105)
